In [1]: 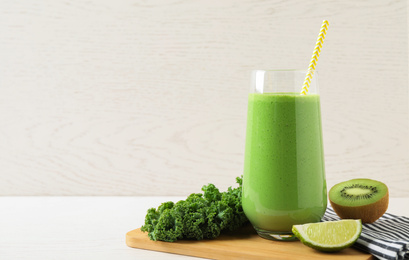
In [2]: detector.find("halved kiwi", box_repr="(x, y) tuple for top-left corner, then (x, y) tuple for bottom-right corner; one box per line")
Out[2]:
(329, 178), (389, 223)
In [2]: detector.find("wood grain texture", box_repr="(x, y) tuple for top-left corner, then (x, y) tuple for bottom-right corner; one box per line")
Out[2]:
(126, 227), (373, 260)
(0, 0), (407, 195)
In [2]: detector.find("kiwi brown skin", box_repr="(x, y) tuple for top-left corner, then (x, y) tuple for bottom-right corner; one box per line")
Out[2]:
(329, 179), (389, 223)
(330, 190), (389, 223)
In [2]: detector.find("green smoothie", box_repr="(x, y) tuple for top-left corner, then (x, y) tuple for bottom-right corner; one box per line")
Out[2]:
(242, 93), (327, 232)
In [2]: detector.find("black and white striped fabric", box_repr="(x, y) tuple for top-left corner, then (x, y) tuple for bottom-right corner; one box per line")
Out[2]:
(322, 206), (409, 260)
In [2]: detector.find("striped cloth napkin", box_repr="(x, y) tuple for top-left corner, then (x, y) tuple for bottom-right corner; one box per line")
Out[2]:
(322, 206), (409, 260)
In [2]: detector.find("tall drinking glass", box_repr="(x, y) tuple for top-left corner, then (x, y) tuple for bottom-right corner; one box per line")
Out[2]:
(242, 70), (327, 241)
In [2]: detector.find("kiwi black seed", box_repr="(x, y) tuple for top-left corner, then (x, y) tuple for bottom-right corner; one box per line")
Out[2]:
(329, 178), (389, 223)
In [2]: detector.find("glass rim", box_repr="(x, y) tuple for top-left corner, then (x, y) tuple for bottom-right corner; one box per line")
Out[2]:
(252, 69), (318, 73)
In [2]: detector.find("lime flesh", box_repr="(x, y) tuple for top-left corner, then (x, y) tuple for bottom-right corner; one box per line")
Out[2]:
(292, 220), (362, 252)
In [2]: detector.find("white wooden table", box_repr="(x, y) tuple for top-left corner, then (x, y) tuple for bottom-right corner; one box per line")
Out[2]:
(1, 197), (408, 260)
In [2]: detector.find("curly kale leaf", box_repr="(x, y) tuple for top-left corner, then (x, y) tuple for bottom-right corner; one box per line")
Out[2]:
(140, 176), (248, 242)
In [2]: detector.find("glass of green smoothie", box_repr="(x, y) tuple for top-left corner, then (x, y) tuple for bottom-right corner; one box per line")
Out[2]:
(242, 70), (327, 241)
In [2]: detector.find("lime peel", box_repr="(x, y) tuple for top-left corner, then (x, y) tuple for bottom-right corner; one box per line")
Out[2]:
(292, 219), (362, 252)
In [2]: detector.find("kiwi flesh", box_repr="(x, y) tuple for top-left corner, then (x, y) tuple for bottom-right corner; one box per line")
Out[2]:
(329, 178), (388, 223)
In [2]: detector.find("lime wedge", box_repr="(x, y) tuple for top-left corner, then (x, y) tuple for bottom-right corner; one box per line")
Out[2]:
(292, 220), (362, 252)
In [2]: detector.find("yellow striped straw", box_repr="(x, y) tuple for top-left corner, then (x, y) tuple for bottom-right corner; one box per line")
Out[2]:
(300, 20), (329, 95)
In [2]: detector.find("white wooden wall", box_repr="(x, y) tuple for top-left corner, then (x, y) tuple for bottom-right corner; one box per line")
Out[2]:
(0, 0), (408, 196)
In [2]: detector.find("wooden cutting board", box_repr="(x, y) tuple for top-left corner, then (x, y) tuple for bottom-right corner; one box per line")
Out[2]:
(126, 225), (374, 260)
